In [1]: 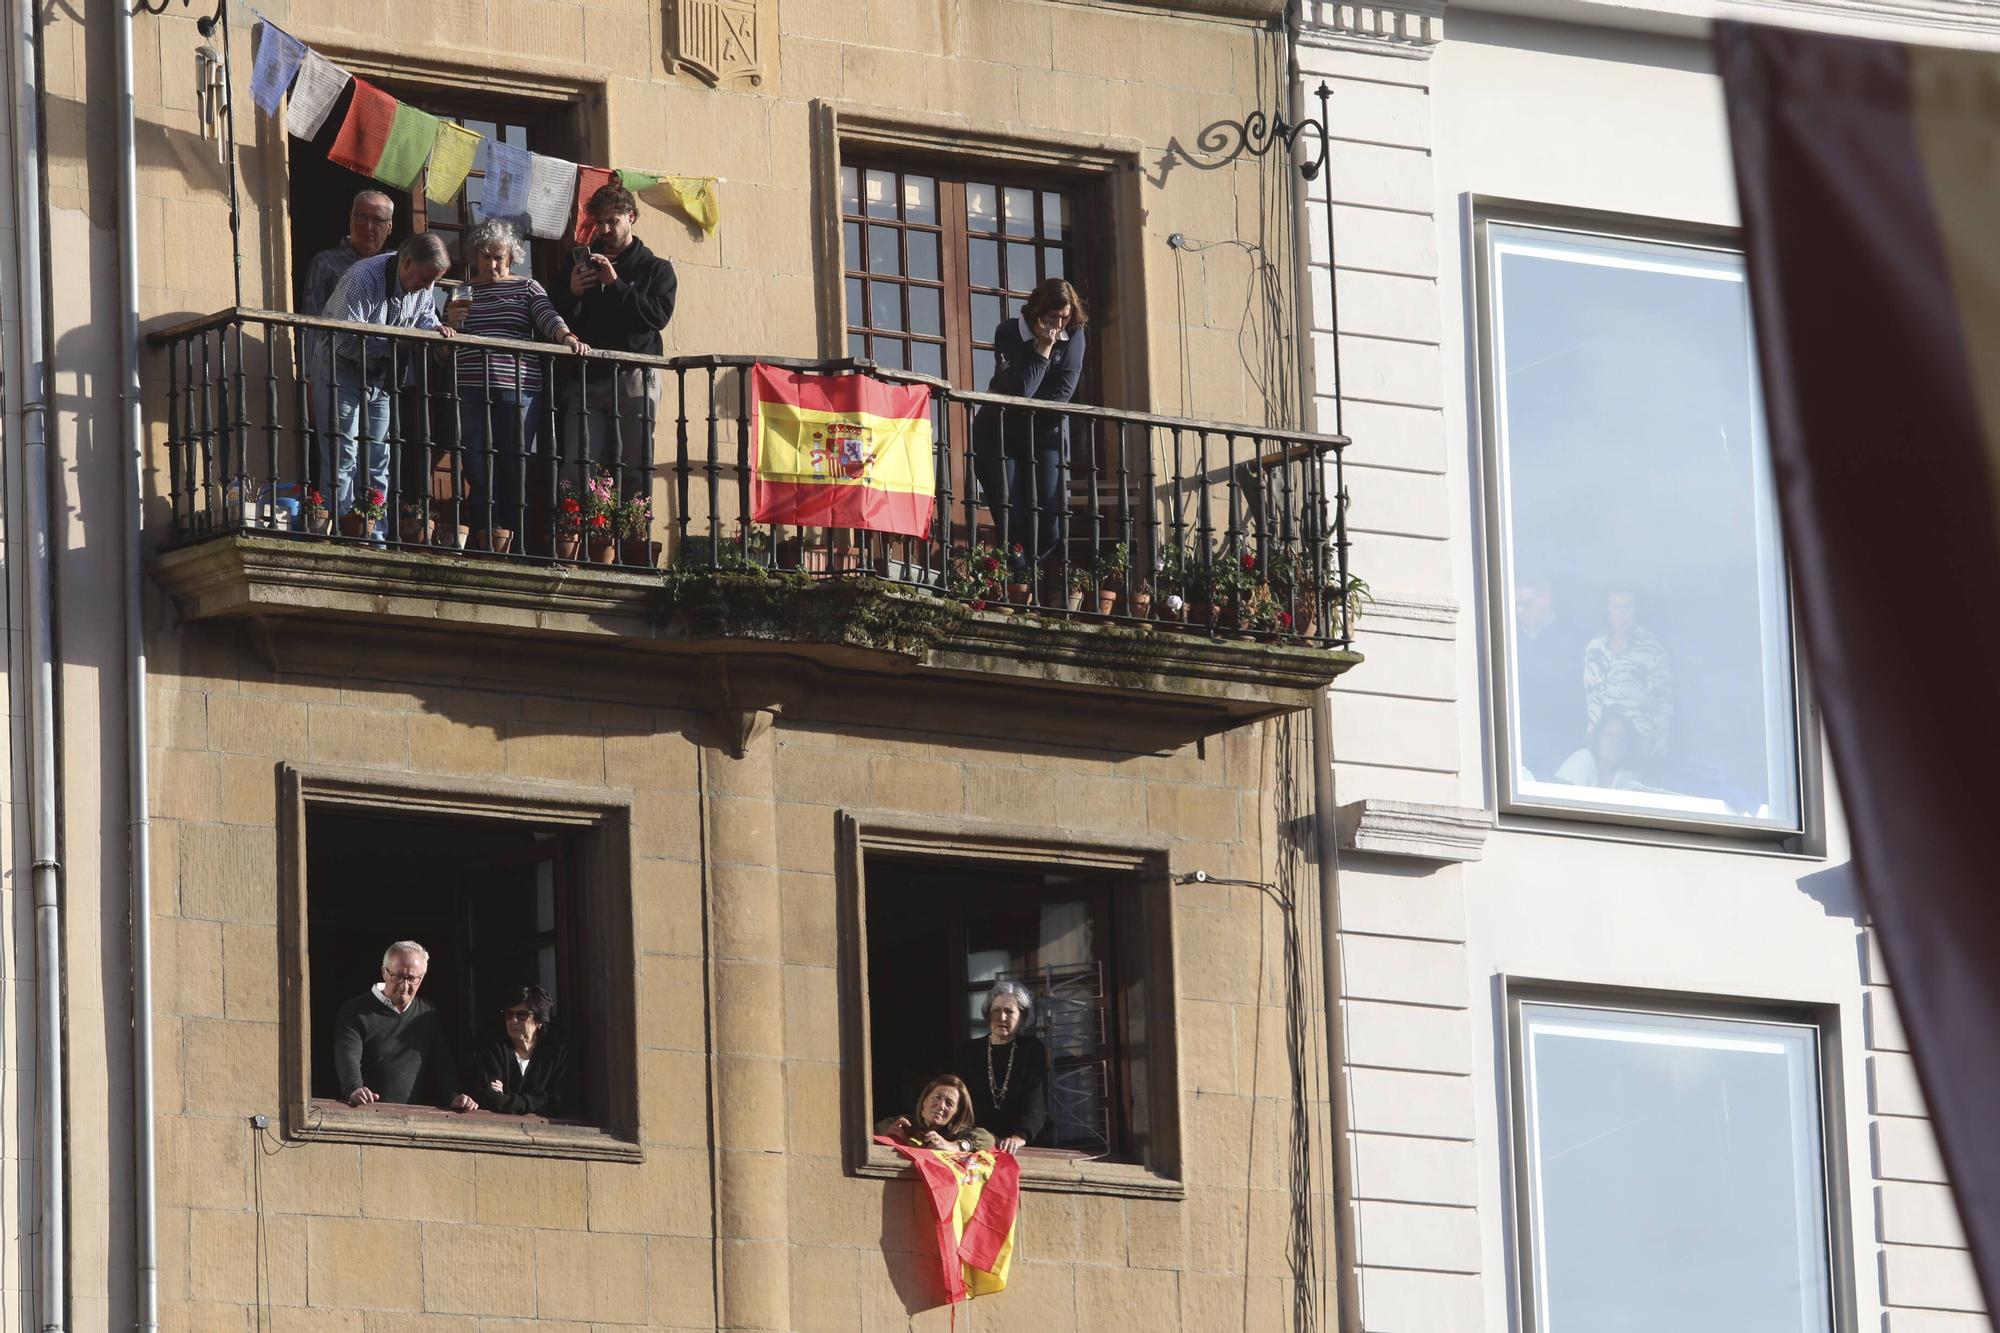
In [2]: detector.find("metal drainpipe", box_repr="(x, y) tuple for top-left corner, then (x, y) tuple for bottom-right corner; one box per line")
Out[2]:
(1286, 5), (1362, 1327)
(111, 2), (158, 1329)
(11, 0), (64, 1324)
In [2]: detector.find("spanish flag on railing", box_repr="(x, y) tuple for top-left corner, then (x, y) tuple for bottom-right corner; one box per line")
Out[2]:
(750, 365), (936, 538)
(1720, 22), (2000, 1312)
(876, 1138), (1018, 1306)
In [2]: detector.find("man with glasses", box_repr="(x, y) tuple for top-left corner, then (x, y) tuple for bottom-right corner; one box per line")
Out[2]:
(332, 940), (476, 1112)
(301, 191), (398, 505)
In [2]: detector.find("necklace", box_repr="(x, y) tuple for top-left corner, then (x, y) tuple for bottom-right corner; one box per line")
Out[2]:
(987, 1039), (1017, 1106)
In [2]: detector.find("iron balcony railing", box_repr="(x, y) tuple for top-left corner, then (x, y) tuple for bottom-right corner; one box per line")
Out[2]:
(149, 308), (1356, 648)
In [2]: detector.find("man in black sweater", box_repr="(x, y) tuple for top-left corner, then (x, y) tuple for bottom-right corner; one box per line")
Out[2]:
(550, 180), (678, 493)
(332, 940), (475, 1111)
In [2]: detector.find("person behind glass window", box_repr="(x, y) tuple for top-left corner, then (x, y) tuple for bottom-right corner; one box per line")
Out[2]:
(1514, 573), (1588, 779)
(1583, 588), (1673, 761)
(443, 220), (589, 549)
(550, 181), (678, 490)
(468, 983), (580, 1118)
(953, 980), (1048, 1154)
(876, 1074), (995, 1152)
(332, 940), (475, 1112)
(971, 278), (1088, 571)
(319, 234), (456, 538)
(1554, 708), (1645, 789)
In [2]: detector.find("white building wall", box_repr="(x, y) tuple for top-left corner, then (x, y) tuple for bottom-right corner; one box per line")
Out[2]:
(1302, 1), (1993, 1328)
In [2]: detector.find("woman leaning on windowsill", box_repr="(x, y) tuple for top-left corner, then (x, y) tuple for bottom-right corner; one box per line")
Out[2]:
(953, 980), (1048, 1155)
(468, 983), (581, 1118)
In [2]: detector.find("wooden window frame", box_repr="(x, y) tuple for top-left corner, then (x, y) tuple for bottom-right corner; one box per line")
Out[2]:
(278, 764), (641, 1161)
(837, 812), (1185, 1200)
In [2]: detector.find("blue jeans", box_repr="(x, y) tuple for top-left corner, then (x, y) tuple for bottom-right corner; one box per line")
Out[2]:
(976, 445), (1066, 566)
(325, 367), (391, 537)
(459, 389), (543, 536)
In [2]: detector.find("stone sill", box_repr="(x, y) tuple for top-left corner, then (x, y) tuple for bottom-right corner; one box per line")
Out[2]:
(296, 1097), (642, 1162)
(856, 1141), (1185, 1200)
(153, 534), (1361, 725)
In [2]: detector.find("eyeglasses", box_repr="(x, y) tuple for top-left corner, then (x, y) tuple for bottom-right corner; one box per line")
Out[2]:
(354, 213), (394, 227)
(385, 971), (424, 983)
(503, 1009), (536, 1021)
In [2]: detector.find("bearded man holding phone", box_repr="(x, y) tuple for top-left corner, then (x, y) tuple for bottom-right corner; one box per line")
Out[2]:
(550, 181), (678, 489)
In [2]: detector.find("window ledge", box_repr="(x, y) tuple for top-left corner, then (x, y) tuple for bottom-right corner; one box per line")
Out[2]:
(856, 1142), (1184, 1200)
(1338, 798), (1494, 863)
(295, 1098), (642, 1162)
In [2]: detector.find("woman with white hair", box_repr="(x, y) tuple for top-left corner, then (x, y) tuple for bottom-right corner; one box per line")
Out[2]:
(954, 980), (1048, 1153)
(443, 218), (589, 550)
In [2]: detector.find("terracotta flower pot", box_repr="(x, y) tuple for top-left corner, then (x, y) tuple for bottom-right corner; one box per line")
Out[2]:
(398, 516), (434, 545)
(555, 534), (583, 561)
(1131, 591), (1153, 620)
(1097, 589), (1120, 616)
(470, 528), (515, 555)
(337, 513), (369, 539)
(302, 512), (331, 536)
(621, 538), (662, 568)
(433, 524), (470, 550)
(1007, 581), (1032, 606)
(589, 536), (618, 565)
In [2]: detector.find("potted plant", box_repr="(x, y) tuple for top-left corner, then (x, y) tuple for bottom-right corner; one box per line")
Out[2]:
(1004, 544), (1031, 605)
(949, 542), (1008, 611)
(583, 470), (619, 563)
(1127, 574), (1153, 621)
(1094, 542), (1130, 615)
(617, 492), (659, 567)
(673, 529), (773, 575)
(300, 488), (330, 536)
(343, 487), (386, 539)
(397, 502), (433, 546)
(1065, 563), (1093, 613)
(553, 482), (588, 561)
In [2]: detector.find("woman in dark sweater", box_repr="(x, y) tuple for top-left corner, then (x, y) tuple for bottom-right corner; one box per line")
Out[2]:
(469, 984), (581, 1118)
(954, 981), (1048, 1153)
(971, 278), (1088, 571)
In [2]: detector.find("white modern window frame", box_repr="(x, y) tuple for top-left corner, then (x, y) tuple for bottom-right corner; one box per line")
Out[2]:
(1507, 994), (1843, 1333)
(1474, 204), (1813, 839)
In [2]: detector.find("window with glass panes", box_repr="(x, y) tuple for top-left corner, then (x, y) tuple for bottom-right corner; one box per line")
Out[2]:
(840, 162), (1080, 389)
(415, 117), (538, 278)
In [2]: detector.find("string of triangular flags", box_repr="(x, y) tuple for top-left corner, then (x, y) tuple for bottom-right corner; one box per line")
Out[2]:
(248, 18), (720, 238)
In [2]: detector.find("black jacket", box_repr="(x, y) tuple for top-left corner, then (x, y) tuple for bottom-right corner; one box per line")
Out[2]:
(955, 1033), (1050, 1144)
(972, 318), (1087, 459)
(549, 236), (677, 357)
(468, 1027), (581, 1118)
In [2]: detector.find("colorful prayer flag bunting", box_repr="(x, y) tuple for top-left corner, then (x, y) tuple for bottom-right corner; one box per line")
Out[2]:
(750, 365), (936, 538)
(574, 165), (617, 244)
(327, 78), (398, 178)
(482, 141), (533, 228)
(286, 50), (349, 140)
(374, 103), (440, 191)
(615, 168), (659, 194)
(662, 176), (721, 235)
(425, 122), (482, 206)
(249, 22), (307, 118)
(525, 153), (577, 240)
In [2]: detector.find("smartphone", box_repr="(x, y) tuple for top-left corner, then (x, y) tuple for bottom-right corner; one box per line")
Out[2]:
(569, 245), (593, 270)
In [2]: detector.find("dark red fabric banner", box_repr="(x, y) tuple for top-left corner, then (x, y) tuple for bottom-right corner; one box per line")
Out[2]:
(1718, 19), (2000, 1311)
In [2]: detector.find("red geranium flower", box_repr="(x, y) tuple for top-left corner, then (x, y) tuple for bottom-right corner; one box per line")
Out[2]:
(368, 489), (386, 507)
(304, 489), (325, 507)
(1241, 552), (1257, 572)
(562, 496), (581, 514)
(1010, 543), (1024, 555)
(590, 513), (610, 529)
(969, 599), (987, 611)
(981, 555), (1000, 572)
(1278, 610), (1293, 629)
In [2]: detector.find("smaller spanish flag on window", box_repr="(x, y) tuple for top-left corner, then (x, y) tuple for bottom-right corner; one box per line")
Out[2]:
(876, 1138), (1018, 1306)
(750, 365), (936, 538)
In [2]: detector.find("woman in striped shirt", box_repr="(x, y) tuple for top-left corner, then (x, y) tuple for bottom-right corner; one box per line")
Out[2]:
(444, 219), (589, 546)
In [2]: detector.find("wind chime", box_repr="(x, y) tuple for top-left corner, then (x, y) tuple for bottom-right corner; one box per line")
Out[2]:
(195, 31), (227, 162)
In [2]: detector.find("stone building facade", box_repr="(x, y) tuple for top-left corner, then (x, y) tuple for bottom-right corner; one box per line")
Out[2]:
(5, 1), (1361, 1331)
